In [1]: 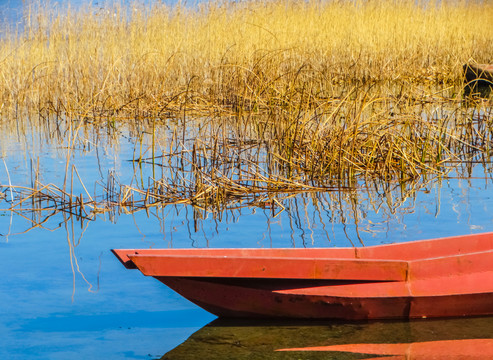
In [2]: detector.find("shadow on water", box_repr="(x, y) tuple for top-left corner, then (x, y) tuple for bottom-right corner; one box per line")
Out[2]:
(161, 316), (493, 359)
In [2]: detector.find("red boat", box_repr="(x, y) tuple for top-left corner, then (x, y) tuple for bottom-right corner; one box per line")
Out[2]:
(112, 232), (493, 320)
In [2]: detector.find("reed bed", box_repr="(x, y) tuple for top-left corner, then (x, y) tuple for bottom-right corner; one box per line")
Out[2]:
(1, 94), (491, 220)
(1, 0), (493, 222)
(0, 0), (491, 121)
(1, 84), (493, 221)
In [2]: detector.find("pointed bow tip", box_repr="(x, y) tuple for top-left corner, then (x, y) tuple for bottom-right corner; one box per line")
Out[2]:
(111, 249), (138, 269)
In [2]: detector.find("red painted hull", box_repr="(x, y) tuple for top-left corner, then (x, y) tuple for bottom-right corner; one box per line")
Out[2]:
(112, 232), (493, 320)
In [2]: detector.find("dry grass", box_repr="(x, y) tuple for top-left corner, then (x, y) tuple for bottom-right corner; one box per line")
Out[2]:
(0, 0), (492, 219)
(0, 0), (491, 120)
(0, 157), (437, 245)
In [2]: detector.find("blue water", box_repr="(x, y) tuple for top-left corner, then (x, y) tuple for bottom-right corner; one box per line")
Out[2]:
(1, 120), (493, 359)
(0, 204), (216, 359)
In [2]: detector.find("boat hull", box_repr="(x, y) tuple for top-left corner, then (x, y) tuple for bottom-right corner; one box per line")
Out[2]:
(113, 232), (493, 320)
(158, 276), (493, 320)
(159, 277), (410, 320)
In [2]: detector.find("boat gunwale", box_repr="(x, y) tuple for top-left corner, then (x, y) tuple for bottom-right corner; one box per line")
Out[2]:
(112, 231), (493, 268)
(124, 247), (493, 261)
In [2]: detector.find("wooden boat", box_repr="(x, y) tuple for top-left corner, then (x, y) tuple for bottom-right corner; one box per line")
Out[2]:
(112, 232), (493, 320)
(463, 63), (493, 84)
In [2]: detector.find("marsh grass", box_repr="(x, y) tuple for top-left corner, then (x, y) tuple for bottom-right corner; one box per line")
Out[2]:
(0, 0), (493, 222)
(0, 0), (491, 120)
(1, 83), (492, 225)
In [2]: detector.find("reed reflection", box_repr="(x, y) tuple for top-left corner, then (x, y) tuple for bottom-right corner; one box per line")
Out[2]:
(0, 82), (492, 247)
(0, 173), (449, 247)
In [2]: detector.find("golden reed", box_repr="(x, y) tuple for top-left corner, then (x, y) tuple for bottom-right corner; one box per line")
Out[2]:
(0, 0), (491, 120)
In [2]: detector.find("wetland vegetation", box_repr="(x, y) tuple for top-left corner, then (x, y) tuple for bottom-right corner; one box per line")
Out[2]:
(0, 0), (492, 233)
(1, 1), (493, 358)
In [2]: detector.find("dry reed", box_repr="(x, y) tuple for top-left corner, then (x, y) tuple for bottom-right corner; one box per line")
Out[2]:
(0, 158), (440, 245)
(0, 0), (492, 221)
(0, 0), (491, 121)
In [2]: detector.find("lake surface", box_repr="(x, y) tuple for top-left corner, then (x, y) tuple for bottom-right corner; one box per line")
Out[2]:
(163, 316), (493, 359)
(1, 1), (493, 359)
(2, 118), (493, 359)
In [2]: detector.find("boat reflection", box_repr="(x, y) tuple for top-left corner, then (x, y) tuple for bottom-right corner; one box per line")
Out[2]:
(279, 339), (493, 359)
(161, 316), (493, 359)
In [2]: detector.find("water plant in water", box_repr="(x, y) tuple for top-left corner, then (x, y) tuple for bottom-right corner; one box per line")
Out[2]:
(0, 0), (492, 223)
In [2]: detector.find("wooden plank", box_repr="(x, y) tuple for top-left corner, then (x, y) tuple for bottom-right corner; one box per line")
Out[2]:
(357, 232), (493, 260)
(128, 254), (408, 281)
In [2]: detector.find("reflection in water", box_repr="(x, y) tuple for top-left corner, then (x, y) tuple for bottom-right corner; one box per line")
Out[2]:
(0, 171), (437, 244)
(279, 339), (493, 359)
(1, 154), (493, 249)
(161, 316), (493, 359)
(0, 113), (491, 248)
(0, 82), (492, 247)
(0, 173), (487, 249)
